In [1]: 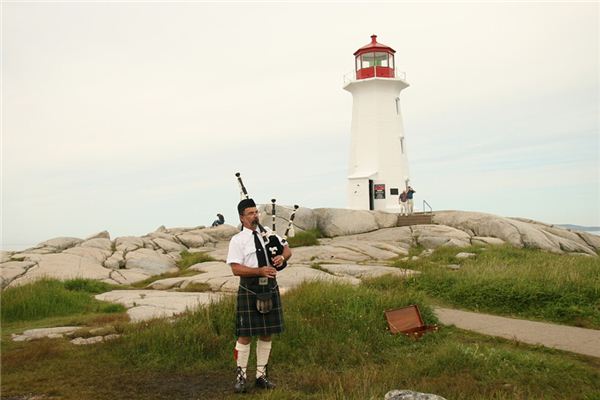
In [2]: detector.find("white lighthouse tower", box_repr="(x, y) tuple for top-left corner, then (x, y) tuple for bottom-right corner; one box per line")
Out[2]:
(344, 35), (410, 211)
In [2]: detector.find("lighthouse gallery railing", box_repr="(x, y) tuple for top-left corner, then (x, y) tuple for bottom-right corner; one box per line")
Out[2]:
(343, 69), (407, 85)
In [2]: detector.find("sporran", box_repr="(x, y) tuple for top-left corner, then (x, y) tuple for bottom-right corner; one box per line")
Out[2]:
(255, 291), (273, 314)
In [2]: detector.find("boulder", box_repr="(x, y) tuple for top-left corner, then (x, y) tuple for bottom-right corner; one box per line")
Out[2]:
(79, 238), (113, 252)
(12, 326), (80, 342)
(7, 253), (112, 288)
(577, 231), (600, 250)
(433, 211), (597, 255)
(276, 265), (360, 293)
(107, 268), (152, 285)
(314, 208), (379, 237)
(71, 336), (105, 345)
(37, 237), (83, 252)
(95, 290), (225, 321)
(345, 227), (414, 248)
(124, 249), (177, 275)
(104, 251), (126, 269)
(147, 232), (178, 241)
(412, 225), (471, 249)
(115, 236), (144, 252)
(142, 237), (158, 250)
(0, 261), (37, 288)
(471, 236), (505, 246)
(456, 252), (477, 259)
(1, 251), (14, 263)
(186, 261), (239, 292)
(147, 276), (191, 290)
(85, 231), (110, 240)
(202, 224), (242, 241)
(152, 238), (186, 253)
(330, 238), (405, 259)
(291, 245), (371, 264)
(177, 232), (208, 248)
(385, 389), (447, 400)
(63, 246), (112, 263)
(374, 211), (399, 229)
(258, 204), (318, 235)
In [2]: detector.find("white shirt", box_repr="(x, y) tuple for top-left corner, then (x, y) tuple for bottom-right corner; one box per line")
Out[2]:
(226, 226), (286, 268)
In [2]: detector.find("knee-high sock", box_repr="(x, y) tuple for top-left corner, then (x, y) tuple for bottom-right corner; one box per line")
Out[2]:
(256, 339), (272, 378)
(235, 341), (250, 378)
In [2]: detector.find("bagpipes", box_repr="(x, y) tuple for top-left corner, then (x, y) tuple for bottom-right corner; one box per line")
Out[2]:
(235, 172), (299, 271)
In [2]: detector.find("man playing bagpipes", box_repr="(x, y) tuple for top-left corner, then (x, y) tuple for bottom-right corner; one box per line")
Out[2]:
(226, 197), (292, 393)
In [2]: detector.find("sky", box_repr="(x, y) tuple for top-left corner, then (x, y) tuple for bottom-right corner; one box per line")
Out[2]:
(2, 1), (599, 250)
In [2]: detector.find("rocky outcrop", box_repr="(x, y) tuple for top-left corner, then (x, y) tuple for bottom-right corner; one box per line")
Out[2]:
(314, 208), (379, 237)
(94, 290), (225, 322)
(2, 209), (597, 289)
(1, 224), (240, 288)
(433, 211), (598, 255)
(258, 204), (318, 235)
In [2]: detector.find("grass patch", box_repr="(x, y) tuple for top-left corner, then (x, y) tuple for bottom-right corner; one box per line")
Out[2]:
(2, 280), (600, 399)
(392, 245), (600, 328)
(177, 251), (215, 269)
(286, 229), (322, 248)
(64, 278), (114, 294)
(1, 279), (126, 324)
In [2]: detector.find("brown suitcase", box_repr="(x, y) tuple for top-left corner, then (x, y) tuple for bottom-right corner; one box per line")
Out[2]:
(384, 304), (438, 338)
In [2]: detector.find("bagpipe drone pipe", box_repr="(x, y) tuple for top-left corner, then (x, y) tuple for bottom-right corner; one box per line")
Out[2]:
(235, 172), (299, 271)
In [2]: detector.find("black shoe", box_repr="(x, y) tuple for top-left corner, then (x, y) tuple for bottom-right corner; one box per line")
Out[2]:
(234, 367), (247, 393)
(255, 375), (276, 390)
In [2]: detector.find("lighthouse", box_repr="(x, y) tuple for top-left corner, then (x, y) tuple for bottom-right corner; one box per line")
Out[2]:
(344, 34), (410, 211)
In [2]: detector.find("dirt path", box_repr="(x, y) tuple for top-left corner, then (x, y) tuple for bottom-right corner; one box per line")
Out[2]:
(435, 307), (600, 358)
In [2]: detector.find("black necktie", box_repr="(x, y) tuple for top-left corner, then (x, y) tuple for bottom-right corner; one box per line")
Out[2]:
(253, 231), (268, 267)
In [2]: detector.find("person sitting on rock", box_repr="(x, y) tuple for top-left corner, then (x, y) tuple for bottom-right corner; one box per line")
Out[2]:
(212, 213), (225, 227)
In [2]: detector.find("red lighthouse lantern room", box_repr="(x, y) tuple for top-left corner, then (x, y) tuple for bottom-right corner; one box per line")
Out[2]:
(354, 34), (395, 79)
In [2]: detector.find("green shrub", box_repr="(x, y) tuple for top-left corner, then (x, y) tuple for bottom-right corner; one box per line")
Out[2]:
(64, 278), (113, 294)
(286, 229), (322, 248)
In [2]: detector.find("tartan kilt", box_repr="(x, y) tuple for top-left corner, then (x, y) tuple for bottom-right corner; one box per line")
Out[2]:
(236, 278), (284, 337)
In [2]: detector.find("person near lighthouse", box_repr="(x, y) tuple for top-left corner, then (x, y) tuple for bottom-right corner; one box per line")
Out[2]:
(227, 198), (291, 393)
(399, 189), (408, 216)
(407, 186), (416, 214)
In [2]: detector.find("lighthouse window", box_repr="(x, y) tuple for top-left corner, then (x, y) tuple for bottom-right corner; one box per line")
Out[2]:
(400, 137), (405, 154)
(395, 97), (400, 114)
(361, 53), (375, 68)
(374, 52), (389, 67)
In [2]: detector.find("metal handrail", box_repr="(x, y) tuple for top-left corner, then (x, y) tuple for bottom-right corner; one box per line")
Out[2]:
(343, 69), (407, 85)
(422, 200), (432, 214)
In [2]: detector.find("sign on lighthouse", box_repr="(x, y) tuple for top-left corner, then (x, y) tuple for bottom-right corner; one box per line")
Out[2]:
(344, 35), (410, 211)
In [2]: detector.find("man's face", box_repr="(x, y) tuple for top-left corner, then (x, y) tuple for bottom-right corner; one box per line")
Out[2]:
(240, 207), (260, 229)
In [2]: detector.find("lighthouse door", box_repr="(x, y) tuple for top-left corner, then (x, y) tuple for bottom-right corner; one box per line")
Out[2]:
(368, 179), (374, 210)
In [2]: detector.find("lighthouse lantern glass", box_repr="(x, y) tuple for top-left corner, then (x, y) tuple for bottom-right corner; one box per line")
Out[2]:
(361, 53), (375, 69)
